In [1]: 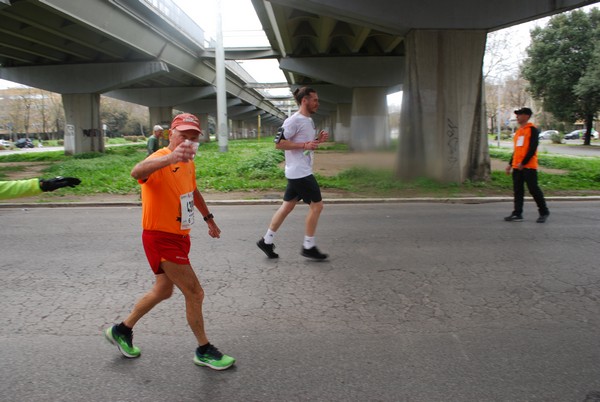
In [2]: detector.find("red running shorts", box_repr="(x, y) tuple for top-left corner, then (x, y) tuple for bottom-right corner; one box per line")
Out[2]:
(142, 230), (191, 274)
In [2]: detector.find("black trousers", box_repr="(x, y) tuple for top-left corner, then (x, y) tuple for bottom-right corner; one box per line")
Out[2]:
(512, 168), (549, 216)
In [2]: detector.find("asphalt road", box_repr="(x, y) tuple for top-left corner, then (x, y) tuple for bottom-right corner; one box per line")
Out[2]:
(1, 201), (600, 402)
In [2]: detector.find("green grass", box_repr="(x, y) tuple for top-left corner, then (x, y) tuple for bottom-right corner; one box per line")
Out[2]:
(489, 147), (600, 192)
(0, 138), (599, 199)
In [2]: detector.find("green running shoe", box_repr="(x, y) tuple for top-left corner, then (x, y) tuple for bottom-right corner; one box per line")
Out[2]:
(193, 344), (235, 370)
(104, 325), (141, 358)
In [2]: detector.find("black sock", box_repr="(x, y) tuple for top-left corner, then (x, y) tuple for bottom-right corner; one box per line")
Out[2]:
(116, 322), (132, 335)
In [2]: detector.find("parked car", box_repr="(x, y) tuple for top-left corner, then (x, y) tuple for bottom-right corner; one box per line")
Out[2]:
(564, 129), (599, 140)
(538, 130), (559, 140)
(14, 138), (34, 148)
(0, 139), (12, 147)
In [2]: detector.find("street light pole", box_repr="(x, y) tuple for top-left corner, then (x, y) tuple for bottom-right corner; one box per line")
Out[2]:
(496, 88), (501, 147)
(215, 0), (228, 152)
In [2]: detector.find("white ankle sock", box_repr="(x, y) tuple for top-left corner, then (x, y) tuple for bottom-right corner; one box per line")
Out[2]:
(264, 229), (276, 245)
(303, 236), (315, 249)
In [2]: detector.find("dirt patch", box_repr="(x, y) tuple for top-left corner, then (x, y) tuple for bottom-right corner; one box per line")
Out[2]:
(0, 162), (52, 180)
(313, 151), (397, 176)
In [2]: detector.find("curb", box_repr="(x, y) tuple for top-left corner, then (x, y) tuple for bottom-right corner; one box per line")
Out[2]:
(1, 196), (600, 208)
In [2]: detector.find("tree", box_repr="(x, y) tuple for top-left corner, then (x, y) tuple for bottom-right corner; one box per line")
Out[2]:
(47, 92), (65, 140)
(522, 9), (600, 145)
(484, 29), (520, 83)
(574, 43), (600, 129)
(484, 29), (531, 136)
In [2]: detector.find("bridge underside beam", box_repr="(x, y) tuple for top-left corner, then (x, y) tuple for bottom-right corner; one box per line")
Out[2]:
(106, 86), (216, 108)
(0, 62), (169, 94)
(280, 56), (404, 88)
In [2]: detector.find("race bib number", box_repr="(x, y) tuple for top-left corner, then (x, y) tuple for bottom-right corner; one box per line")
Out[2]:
(180, 192), (194, 230)
(516, 136), (525, 147)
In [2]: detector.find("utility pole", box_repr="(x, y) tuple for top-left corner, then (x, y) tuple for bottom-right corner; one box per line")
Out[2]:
(257, 114), (261, 141)
(215, 0), (228, 152)
(496, 87), (501, 147)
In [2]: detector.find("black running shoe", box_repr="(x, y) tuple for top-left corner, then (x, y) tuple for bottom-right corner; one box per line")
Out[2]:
(504, 214), (523, 222)
(257, 238), (279, 258)
(301, 246), (328, 260)
(536, 213), (549, 223)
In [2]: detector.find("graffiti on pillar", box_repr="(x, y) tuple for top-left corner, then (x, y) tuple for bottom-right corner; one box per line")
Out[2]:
(446, 118), (459, 169)
(82, 128), (101, 137)
(83, 128), (102, 152)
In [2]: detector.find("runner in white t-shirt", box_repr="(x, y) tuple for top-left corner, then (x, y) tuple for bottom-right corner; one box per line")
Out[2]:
(257, 87), (329, 260)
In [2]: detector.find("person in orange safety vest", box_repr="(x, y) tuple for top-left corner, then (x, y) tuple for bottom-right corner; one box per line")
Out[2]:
(504, 107), (550, 223)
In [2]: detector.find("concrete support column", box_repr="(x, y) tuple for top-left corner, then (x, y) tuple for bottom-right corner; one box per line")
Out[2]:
(350, 87), (390, 151)
(149, 106), (172, 147)
(397, 30), (490, 182)
(62, 93), (103, 155)
(198, 114), (210, 143)
(319, 116), (334, 137)
(328, 114), (337, 140)
(230, 120), (244, 139)
(335, 103), (351, 144)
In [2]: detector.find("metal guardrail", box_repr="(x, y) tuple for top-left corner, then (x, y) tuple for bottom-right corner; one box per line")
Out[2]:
(139, 0), (211, 48)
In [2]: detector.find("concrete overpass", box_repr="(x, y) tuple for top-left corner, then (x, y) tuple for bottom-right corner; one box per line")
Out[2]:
(251, 0), (600, 182)
(0, 0), (286, 153)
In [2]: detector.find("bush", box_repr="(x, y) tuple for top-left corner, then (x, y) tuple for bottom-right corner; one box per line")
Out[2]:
(550, 132), (563, 144)
(229, 148), (284, 180)
(123, 136), (145, 142)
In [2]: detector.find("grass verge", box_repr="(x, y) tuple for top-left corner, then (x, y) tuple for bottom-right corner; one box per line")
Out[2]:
(0, 139), (598, 199)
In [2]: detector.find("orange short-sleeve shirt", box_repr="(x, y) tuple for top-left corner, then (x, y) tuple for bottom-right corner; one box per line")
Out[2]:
(139, 148), (197, 235)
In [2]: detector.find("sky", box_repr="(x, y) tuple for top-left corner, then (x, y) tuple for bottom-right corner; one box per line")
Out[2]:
(173, 0), (286, 85)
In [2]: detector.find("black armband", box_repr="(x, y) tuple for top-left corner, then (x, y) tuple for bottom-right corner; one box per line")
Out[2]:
(203, 213), (214, 222)
(274, 126), (285, 143)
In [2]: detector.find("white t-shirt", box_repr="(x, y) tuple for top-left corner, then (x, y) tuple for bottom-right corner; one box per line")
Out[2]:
(281, 112), (316, 179)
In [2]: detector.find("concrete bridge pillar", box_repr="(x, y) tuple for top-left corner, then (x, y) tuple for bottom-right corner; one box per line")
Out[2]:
(230, 119), (245, 139)
(198, 114), (210, 143)
(335, 103), (351, 144)
(319, 116), (334, 139)
(397, 30), (490, 183)
(149, 106), (172, 147)
(350, 87), (390, 151)
(62, 93), (103, 155)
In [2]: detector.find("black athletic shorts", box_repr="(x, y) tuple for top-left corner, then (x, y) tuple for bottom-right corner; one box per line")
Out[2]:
(283, 174), (322, 204)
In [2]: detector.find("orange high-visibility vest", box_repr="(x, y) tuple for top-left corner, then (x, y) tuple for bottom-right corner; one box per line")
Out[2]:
(512, 122), (538, 169)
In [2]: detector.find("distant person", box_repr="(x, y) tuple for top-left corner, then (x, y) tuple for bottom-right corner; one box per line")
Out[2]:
(0, 176), (81, 200)
(504, 107), (550, 223)
(104, 113), (235, 370)
(147, 125), (162, 155)
(257, 86), (329, 260)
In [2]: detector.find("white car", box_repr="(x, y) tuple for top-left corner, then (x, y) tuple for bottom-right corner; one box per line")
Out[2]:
(538, 130), (559, 140)
(0, 139), (12, 147)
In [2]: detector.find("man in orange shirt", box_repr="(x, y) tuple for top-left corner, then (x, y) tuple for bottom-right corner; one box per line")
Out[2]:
(504, 107), (550, 223)
(104, 113), (235, 370)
